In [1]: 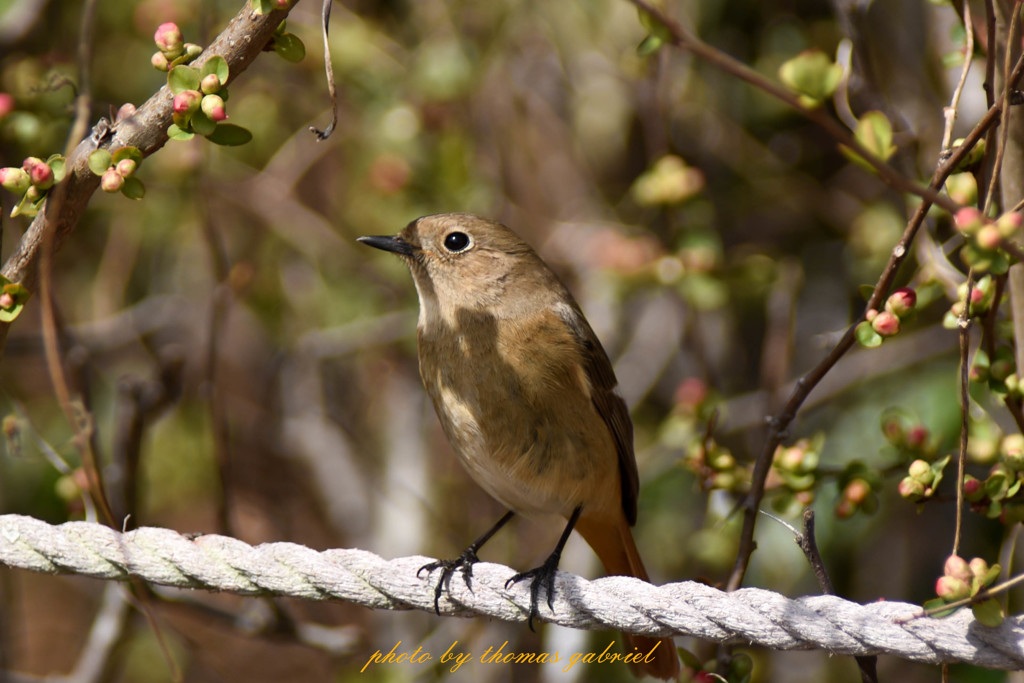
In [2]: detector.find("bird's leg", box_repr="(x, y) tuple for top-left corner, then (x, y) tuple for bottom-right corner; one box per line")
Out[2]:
(505, 505), (582, 631)
(418, 510), (515, 614)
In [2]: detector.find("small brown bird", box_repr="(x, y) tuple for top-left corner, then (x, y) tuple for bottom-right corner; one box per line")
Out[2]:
(359, 214), (679, 680)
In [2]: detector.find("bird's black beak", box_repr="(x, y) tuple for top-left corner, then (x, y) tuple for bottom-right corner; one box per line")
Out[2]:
(357, 235), (416, 256)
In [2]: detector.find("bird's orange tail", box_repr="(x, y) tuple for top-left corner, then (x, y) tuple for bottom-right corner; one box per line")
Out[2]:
(575, 514), (680, 680)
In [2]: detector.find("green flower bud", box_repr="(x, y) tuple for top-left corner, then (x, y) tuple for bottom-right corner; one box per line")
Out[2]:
(898, 476), (925, 499)
(201, 94), (227, 122)
(0, 167), (30, 194)
(935, 575), (970, 601)
(200, 74), (221, 94)
(115, 159), (137, 177)
(100, 167), (124, 192)
(151, 51), (170, 71)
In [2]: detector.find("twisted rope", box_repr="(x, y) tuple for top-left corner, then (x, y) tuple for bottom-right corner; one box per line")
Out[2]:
(1, 514), (1022, 669)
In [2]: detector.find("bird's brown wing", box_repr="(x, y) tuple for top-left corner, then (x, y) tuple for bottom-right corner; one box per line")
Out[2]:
(554, 302), (639, 525)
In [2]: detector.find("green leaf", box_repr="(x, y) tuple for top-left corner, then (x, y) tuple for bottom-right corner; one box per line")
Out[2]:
(206, 123), (253, 146)
(637, 34), (665, 57)
(778, 50), (843, 107)
(10, 192), (41, 218)
(167, 123), (195, 141)
(841, 111), (897, 171)
(980, 564), (1002, 589)
(273, 32), (306, 63)
(856, 111), (896, 159)
(251, 0), (275, 15)
(201, 55), (229, 84)
(168, 65), (201, 95)
(972, 598), (1004, 627)
(112, 146), (143, 165)
(46, 154), (66, 182)
(855, 320), (883, 348)
(676, 647), (703, 672)
(190, 109), (217, 137)
(168, 53), (193, 69)
(923, 597), (958, 618)
(636, 7), (672, 43)
(120, 176), (145, 200)
(0, 301), (24, 322)
(0, 282), (28, 323)
(928, 455), (951, 492)
(88, 149), (112, 176)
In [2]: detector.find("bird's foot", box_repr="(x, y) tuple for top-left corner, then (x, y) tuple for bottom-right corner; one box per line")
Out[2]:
(505, 552), (561, 631)
(418, 548), (481, 614)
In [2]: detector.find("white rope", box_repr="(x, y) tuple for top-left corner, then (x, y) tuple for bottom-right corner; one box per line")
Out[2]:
(1, 514), (1022, 669)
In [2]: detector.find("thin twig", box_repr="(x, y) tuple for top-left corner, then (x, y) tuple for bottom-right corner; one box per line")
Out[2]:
(983, 7), (1021, 216)
(309, 0), (338, 140)
(941, 2), (975, 153)
(793, 510), (878, 683)
(953, 271), (975, 557)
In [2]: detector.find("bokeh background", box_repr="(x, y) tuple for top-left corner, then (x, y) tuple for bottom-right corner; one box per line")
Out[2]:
(0, 0), (1012, 681)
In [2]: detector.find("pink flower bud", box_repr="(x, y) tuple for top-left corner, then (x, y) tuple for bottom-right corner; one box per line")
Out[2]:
(22, 157), (53, 190)
(870, 310), (900, 337)
(201, 94), (227, 121)
(865, 308), (878, 322)
(173, 89), (201, 116)
(969, 557), (990, 579)
(100, 167), (124, 192)
(115, 159), (137, 177)
(0, 93), (13, 118)
(844, 478), (871, 505)
(674, 377), (708, 409)
(935, 575), (970, 601)
(955, 207), (984, 234)
(274, 0), (292, 7)
(200, 74), (221, 94)
(154, 22), (183, 55)
(944, 554), (972, 582)
(963, 475), (984, 500)
(885, 287), (917, 318)
(997, 211), (1023, 237)
(905, 426), (928, 450)
(834, 498), (855, 519)
(898, 476), (925, 499)
(0, 293), (14, 309)
(777, 445), (806, 470)
(976, 224), (1002, 250)
(151, 51), (169, 71)
(0, 167), (30, 194)
(116, 103), (137, 121)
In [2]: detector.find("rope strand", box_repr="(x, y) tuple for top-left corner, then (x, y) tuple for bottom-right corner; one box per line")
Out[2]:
(1, 514), (1021, 669)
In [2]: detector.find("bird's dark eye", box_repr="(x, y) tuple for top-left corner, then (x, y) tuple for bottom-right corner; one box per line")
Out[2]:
(443, 231), (471, 253)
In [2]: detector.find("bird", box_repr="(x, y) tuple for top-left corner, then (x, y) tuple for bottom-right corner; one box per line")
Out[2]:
(359, 213), (680, 680)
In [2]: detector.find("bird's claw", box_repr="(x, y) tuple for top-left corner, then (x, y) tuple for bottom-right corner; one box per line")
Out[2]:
(418, 549), (480, 614)
(505, 554), (560, 631)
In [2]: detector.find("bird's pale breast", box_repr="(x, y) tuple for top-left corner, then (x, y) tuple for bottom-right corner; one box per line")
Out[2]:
(418, 306), (620, 518)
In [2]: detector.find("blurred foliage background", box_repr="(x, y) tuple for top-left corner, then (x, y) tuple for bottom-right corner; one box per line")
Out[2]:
(0, 0), (1015, 681)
